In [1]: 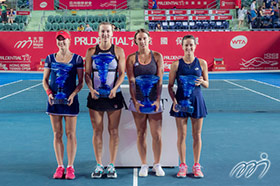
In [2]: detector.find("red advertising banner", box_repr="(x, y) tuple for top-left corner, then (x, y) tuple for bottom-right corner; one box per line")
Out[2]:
(148, 0), (216, 9)
(59, 0), (127, 10)
(0, 32), (279, 72)
(33, 0), (54, 11)
(145, 10), (230, 15)
(220, 0), (236, 9)
(16, 11), (31, 15)
(146, 15), (232, 21)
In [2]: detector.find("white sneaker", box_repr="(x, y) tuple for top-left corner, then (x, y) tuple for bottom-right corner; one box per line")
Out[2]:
(139, 164), (149, 177)
(152, 163), (165, 176)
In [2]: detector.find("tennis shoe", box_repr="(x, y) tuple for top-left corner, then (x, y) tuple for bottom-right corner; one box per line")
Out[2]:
(139, 164), (149, 177)
(192, 163), (204, 178)
(91, 164), (104, 179)
(53, 166), (65, 179)
(106, 163), (117, 178)
(177, 163), (187, 177)
(152, 163), (165, 176)
(65, 166), (75, 180)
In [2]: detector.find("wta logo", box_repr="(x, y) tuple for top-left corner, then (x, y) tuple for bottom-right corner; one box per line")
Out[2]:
(230, 35), (247, 49)
(14, 39), (33, 49)
(40, 2), (48, 8)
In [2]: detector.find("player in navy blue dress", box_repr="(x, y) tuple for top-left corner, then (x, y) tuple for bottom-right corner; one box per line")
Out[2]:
(168, 35), (209, 178)
(85, 22), (126, 179)
(42, 30), (84, 180)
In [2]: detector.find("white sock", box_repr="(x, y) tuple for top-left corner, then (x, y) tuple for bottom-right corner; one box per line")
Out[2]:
(67, 165), (74, 169)
(58, 165), (64, 168)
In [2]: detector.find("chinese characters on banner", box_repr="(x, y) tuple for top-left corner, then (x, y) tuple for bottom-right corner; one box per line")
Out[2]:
(59, 0), (127, 9)
(0, 32), (279, 71)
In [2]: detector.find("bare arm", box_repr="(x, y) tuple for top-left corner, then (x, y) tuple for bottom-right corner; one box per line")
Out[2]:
(42, 67), (54, 104)
(168, 60), (179, 104)
(151, 51), (164, 111)
(67, 68), (84, 105)
(197, 58), (209, 88)
(126, 54), (137, 104)
(85, 47), (99, 99)
(109, 46), (126, 98)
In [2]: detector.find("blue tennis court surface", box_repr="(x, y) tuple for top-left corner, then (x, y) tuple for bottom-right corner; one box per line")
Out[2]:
(0, 71), (279, 186)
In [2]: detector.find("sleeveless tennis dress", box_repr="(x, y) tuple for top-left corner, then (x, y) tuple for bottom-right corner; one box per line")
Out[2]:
(44, 53), (84, 116)
(170, 57), (207, 118)
(128, 50), (163, 114)
(87, 44), (124, 111)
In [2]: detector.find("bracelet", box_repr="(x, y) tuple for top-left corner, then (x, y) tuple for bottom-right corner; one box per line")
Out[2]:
(46, 89), (52, 96)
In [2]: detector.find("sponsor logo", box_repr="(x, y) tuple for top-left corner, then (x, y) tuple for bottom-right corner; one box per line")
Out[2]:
(74, 36), (137, 46)
(14, 37), (44, 49)
(240, 57), (278, 68)
(40, 2), (48, 8)
(100, 0), (116, 7)
(14, 38), (32, 49)
(161, 37), (168, 45)
(230, 35), (247, 49)
(229, 152), (270, 179)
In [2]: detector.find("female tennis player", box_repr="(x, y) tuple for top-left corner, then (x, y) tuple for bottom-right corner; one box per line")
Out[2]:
(42, 30), (84, 179)
(168, 34), (209, 178)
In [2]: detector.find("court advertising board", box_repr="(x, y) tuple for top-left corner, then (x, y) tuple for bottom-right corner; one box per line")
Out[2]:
(0, 31), (279, 72)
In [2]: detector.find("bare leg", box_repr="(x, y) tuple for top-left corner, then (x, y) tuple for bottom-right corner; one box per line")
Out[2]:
(107, 109), (122, 164)
(89, 109), (104, 165)
(175, 117), (188, 164)
(65, 116), (77, 166)
(191, 117), (203, 164)
(148, 113), (162, 164)
(50, 115), (64, 166)
(132, 112), (148, 164)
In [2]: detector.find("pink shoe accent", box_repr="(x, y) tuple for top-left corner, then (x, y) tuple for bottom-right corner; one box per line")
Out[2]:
(65, 167), (75, 180)
(192, 163), (204, 178)
(53, 167), (65, 179)
(177, 163), (188, 177)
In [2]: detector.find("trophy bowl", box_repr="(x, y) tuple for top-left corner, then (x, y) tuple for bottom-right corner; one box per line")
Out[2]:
(51, 62), (73, 105)
(92, 53), (115, 98)
(135, 75), (159, 113)
(174, 75), (198, 113)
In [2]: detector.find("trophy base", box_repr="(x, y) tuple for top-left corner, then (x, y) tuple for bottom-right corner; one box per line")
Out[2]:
(140, 105), (156, 114)
(175, 104), (194, 114)
(98, 88), (111, 98)
(51, 98), (69, 105)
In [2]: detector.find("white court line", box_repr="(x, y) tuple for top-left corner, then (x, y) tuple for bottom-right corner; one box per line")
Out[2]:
(0, 83), (42, 100)
(133, 168), (138, 186)
(224, 80), (280, 103)
(0, 80), (23, 87)
(250, 79), (280, 89)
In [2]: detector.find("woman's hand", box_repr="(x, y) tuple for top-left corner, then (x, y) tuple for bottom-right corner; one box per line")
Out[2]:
(195, 76), (204, 86)
(48, 94), (54, 106)
(108, 88), (117, 99)
(172, 99), (179, 112)
(134, 101), (144, 113)
(90, 89), (99, 99)
(67, 93), (75, 106)
(151, 99), (160, 112)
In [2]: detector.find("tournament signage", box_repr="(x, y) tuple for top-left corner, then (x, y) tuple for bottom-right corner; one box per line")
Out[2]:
(33, 0), (54, 10)
(0, 32), (279, 72)
(148, 0), (216, 9)
(59, 0), (127, 10)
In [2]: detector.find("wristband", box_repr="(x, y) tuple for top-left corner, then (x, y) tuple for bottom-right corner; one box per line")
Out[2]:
(46, 89), (53, 96)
